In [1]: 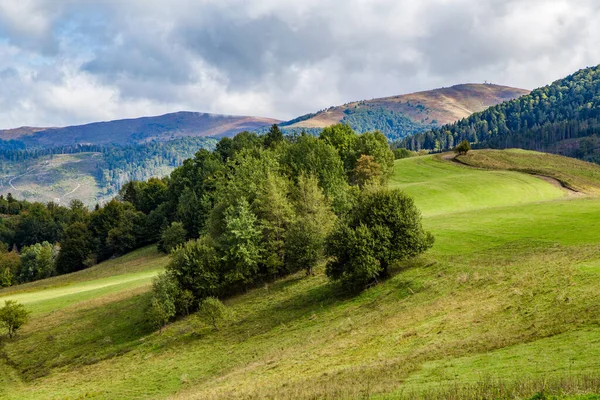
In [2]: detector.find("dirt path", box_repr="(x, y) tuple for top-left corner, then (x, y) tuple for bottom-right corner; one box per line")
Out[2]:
(532, 175), (583, 197)
(440, 152), (584, 197)
(61, 182), (82, 200)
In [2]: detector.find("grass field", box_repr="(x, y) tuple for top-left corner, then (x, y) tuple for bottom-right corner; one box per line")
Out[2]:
(1, 149), (600, 399)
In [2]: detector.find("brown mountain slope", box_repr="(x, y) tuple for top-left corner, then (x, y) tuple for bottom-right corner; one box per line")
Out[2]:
(0, 112), (281, 147)
(285, 84), (529, 130)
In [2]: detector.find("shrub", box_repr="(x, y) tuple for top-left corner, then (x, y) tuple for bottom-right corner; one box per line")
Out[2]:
(0, 300), (30, 338)
(455, 140), (471, 155)
(394, 148), (417, 159)
(198, 297), (229, 331)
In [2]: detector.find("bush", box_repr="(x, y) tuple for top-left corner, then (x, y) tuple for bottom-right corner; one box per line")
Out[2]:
(326, 188), (434, 289)
(198, 297), (229, 331)
(158, 222), (187, 253)
(394, 148), (417, 159)
(0, 300), (30, 338)
(455, 140), (471, 155)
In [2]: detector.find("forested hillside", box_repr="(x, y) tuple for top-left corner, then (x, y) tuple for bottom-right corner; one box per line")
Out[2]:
(280, 84), (529, 140)
(0, 111), (279, 148)
(397, 65), (600, 162)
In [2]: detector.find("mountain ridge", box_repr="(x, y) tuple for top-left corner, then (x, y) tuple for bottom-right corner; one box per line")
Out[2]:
(0, 111), (281, 148)
(282, 83), (530, 138)
(397, 65), (600, 162)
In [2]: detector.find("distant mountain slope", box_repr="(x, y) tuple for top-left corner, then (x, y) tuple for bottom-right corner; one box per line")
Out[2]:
(281, 84), (529, 140)
(0, 112), (280, 148)
(0, 137), (217, 205)
(398, 65), (600, 162)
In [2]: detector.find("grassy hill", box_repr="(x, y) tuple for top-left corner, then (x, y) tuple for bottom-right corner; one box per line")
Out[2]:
(282, 84), (529, 140)
(2, 150), (600, 399)
(0, 111), (280, 148)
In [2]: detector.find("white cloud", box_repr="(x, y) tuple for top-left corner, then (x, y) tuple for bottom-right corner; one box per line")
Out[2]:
(0, 0), (598, 128)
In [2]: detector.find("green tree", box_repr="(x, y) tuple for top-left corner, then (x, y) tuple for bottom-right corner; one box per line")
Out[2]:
(0, 249), (20, 287)
(264, 124), (284, 148)
(198, 297), (229, 331)
(455, 140), (471, 155)
(325, 223), (381, 289)
(158, 222), (188, 253)
(219, 199), (262, 287)
(351, 154), (383, 188)
(353, 130), (395, 178)
(281, 134), (350, 213)
(148, 273), (180, 332)
(252, 173), (295, 276)
(166, 237), (221, 301)
(285, 175), (336, 275)
(17, 241), (57, 283)
(90, 200), (146, 260)
(55, 222), (93, 274)
(326, 188), (434, 289)
(0, 300), (30, 338)
(319, 123), (358, 172)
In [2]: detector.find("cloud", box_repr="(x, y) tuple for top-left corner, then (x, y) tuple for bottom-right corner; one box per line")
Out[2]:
(0, 0), (598, 128)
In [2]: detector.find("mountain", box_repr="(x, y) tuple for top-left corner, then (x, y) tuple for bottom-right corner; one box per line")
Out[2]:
(0, 111), (280, 148)
(280, 84), (529, 140)
(397, 65), (600, 162)
(0, 84), (529, 205)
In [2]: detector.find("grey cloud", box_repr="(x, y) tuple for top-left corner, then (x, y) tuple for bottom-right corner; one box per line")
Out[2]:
(0, 0), (598, 128)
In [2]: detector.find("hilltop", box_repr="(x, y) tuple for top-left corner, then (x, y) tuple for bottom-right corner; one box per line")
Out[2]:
(2, 149), (600, 399)
(281, 84), (529, 140)
(398, 65), (600, 161)
(0, 111), (280, 148)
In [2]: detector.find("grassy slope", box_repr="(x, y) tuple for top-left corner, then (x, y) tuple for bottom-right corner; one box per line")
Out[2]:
(286, 84), (529, 129)
(456, 149), (600, 194)
(0, 246), (167, 315)
(1, 150), (600, 399)
(0, 153), (106, 206)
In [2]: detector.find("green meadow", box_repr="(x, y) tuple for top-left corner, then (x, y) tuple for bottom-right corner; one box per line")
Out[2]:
(1, 150), (600, 399)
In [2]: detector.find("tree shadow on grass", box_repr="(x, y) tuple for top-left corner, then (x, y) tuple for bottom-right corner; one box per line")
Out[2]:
(218, 257), (431, 343)
(8, 291), (154, 381)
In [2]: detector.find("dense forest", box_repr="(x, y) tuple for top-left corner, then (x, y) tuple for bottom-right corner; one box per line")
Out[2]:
(396, 65), (600, 161)
(339, 106), (430, 141)
(0, 125), (433, 321)
(275, 106), (431, 141)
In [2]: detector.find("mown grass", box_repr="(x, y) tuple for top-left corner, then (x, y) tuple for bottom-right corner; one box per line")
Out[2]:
(455, 149), (600, 194)
(1, 150), (600, 399)
(389, 154), (565, 216)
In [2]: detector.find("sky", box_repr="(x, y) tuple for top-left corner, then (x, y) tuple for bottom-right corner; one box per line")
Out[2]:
(0, 0), (598, 129)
